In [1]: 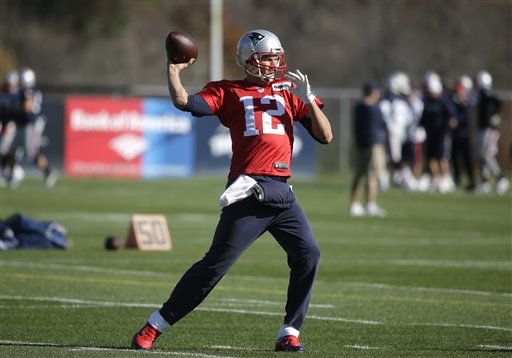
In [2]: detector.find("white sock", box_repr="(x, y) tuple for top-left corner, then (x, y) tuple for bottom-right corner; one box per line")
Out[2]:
(148, 311), (170, 333)
(276, 324), (300, 340)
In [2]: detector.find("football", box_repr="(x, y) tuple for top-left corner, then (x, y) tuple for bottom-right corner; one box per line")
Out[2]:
(165, 31), (199, 64)
(104, 235), (121, 251)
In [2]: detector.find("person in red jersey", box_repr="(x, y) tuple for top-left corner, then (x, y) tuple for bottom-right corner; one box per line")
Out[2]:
(132, 29), (332, 353)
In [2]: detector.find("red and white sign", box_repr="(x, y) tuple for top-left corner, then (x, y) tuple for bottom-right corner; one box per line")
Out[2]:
(65, 96), (144, 177)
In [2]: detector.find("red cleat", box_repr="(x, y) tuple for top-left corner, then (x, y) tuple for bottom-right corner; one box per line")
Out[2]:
(275, 335), (305, 352)
(131, 322), (161, 350)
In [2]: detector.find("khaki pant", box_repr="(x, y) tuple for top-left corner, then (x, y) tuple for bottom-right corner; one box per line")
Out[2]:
(355, 143), (386, 178)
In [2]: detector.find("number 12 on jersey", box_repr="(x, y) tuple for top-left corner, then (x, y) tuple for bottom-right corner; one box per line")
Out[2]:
(241, 95), (286, 136)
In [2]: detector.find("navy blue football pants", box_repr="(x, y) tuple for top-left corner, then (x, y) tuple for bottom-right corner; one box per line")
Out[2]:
(159, 195), (320, 331)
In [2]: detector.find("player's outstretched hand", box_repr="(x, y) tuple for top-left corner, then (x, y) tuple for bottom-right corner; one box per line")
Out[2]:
(284, 70), (316, 104)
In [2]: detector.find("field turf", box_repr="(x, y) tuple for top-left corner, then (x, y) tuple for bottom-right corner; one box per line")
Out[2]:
(1, 175), (511, 357)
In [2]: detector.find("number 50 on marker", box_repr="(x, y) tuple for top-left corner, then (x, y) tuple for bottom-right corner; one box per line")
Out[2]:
(126, 214), (172, 251)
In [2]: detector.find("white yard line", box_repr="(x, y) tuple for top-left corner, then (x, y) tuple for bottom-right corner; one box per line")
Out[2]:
(1, 294), (510, 332)
(209, 345), (251, 351)
(0, 295), (160, 308)
(0, 260), (169, 278)
(405, 322), (512, 332)
(3, 259), (510, 299)
(219, 298), (334, 309)
(343, 282), (512, 298)
(320, 258), (511, 270)
(343, 344), (380, 350)
(42, 211), (217, 223)
(0, 339), (237, 357)
(476, 344), (512, 351)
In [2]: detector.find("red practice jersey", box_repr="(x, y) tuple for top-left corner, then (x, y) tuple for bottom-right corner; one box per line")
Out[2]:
(197, 79), (323, 180)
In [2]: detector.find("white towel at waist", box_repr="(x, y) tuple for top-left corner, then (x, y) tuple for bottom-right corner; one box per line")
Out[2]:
(218, 174), (257, 208)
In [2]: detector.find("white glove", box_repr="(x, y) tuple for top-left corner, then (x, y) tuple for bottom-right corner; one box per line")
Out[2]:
(284, 70), (316, 104)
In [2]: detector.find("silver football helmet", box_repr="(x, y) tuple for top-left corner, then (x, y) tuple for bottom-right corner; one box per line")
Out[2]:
(2, 70), (19, 93)
(475, 70), (492, 89)
(388, 71), (411, 95)
(422, 71), (443, 95)
(19, 67), (36, 89)
(458, 74), (473, 91)
(236, 29), (286, 82)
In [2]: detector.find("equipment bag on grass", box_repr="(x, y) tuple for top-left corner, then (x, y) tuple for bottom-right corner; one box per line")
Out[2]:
(0, 213), (68, 250)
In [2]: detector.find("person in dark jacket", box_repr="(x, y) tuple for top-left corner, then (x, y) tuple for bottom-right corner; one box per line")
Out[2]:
(419, 72), (458, 193)
(474, 70), (509, 195)
(450, 75), (477, 192)
(349, 81), (388, 217)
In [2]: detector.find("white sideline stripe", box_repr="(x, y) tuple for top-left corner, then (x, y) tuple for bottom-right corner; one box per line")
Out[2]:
(0, 340), (236, 357)
(4, 259), (510, 299)
(321, 258), (511, 270)
(219, 298), (334, 309)
(344, 344), (380, 350)
(344, 282), (512, 298)
(0, 260), (169, 278)
(196, 307), (381, 325)
(307, 314), (381, 325)
(0, 304), (102, 309)
(410, 322), (512, 331)
(0, 295), (160, 308)
(43, 212), (131, 223)
(0, 295), (332, 311)
(44, 211), (217, 223)
(2, 295), (511, 332)
(477, 344), (512, 351)
(319, 236), (508, 246)
(210, 345), (250, 351)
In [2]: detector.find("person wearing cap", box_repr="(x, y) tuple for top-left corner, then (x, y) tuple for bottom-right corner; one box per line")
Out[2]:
(349, 80), (388, 217)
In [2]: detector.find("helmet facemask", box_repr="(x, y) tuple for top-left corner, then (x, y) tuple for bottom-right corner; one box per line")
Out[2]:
(244, 52), (286, 82)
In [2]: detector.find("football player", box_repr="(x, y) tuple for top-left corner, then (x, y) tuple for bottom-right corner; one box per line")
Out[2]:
(419, 71), (458, 193)
(132, 29), (332, 353)
(1, 68), (57, 188)
(0, 69), (23, 187)
(449, 75), (477, 192)
(473, 70), (509, 195)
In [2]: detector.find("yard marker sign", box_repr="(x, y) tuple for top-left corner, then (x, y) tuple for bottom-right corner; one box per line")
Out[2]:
(126, 214), (172, 251)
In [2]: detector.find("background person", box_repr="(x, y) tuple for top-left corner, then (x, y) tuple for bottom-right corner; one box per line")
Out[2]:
(379, 71), (414, 190)
(1, 68), (57, 188)
(419, 71), (458, 193)
(450, 75), (477, 192)
(473, 70), (509, 195)
(0, 69), (24, 187)
(349, 81), (388, 217)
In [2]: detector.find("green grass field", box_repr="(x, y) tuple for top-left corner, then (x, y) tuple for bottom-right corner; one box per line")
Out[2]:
(1, 175), (511, 357)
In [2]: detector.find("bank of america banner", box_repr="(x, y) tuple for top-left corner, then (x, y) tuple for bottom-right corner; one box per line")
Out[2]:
(65, 97), (195, 178)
